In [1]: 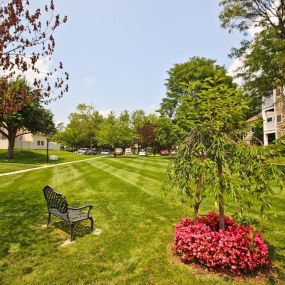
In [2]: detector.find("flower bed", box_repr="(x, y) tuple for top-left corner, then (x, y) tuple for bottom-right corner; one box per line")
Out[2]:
(173, 212), (269, 275)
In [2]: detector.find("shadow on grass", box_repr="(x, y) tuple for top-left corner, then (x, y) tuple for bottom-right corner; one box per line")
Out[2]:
(52, 220), (94, 240)
(268, 243), (285, 282)
(0, 150), (47, 164)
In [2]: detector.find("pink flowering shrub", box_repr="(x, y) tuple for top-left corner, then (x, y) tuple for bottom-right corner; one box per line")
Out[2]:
(174, 212), (269, 275)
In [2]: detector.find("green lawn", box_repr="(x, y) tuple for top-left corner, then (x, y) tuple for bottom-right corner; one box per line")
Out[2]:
(0, 150), (95, 174)
(0, 157), (284, 285)
(0, 149), (94, 165)
(0, 163), (39, 174)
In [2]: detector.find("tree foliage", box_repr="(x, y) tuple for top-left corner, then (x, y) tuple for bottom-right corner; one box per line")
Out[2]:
(159, 57), (233, 118)
(0, 0), (69, 115)
(169, 75), (284, 228)
(219, 0), (285, 38)
(0, 79), (55, 158)
(156, 116), (179, 150)
(97, 111), (135, 152)
(138, 122), (157, 151)
(219, 0), (285, 114)
(53, 104), (103, 150)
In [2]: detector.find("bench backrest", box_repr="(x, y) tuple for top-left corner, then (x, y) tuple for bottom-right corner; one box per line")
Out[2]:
(43, 185), (68, 213)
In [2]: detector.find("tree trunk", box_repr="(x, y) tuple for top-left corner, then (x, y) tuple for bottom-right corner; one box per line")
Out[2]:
(217, 161), (225, 230)
(218, 191), (225, 230)
(193, 174), (203, 223)
(6, 127), (17, 159)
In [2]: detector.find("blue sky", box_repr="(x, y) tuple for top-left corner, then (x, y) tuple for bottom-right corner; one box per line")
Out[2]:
(48, 0), (242, 124)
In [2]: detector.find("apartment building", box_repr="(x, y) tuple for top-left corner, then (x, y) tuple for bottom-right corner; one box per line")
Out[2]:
(262, 87), (285, 145)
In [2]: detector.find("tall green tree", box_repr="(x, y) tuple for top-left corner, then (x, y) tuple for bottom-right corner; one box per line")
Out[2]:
(219, 0), (285, 114)
(69, 104), (103, 149)
(156, 116), (179, 150)
(159, 57), (233, 118)
(53, 104), (103, 150)
(0, 79), (56, 159)
(131, 109), (147, 132)
(52, 127), (85, 151)
(97, 111), (135, 154)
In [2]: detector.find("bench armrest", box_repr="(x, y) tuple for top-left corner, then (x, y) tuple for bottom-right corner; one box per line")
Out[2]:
(68, 205), (93, 216)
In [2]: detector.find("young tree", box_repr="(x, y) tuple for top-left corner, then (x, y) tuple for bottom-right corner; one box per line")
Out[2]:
(219, 0), (285, 113)
(170, 75), (284, 229)
(0, 0), (68, 115)
(0, 80), (55, 158)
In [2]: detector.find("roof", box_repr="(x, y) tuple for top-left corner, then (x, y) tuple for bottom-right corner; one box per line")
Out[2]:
(245, 114), (262, 123)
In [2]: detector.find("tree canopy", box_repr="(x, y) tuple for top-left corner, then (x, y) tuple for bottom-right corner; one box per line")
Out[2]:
(0, 79), (55, 158)
(159, 57), (233, 119)
(97, 111), (135, 152)
(219, 0), (285, 114)
(169, 74), (284, 229)
(0, 0), (68, 115)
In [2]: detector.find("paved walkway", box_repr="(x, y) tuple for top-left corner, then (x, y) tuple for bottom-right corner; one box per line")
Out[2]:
(0, 157), (99, 177)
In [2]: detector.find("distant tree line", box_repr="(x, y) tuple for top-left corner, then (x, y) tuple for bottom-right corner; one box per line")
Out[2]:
(52, 104), (180, 154)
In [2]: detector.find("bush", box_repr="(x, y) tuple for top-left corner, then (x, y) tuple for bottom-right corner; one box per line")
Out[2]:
(173, 212), (269, 275)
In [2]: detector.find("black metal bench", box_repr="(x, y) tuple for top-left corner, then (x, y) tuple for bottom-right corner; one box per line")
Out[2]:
(43, 185), (94, 241)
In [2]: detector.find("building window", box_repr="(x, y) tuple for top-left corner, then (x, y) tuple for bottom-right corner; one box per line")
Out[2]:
(41, 141), (44, 146)
(277, 115), (282, 122)
(267, 117), (273, 122)
(37, 141), (40, 146)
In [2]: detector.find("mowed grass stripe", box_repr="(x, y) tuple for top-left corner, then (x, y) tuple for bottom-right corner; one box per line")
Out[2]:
(84, 160), (164, 199)
(97, 157), (167, 181)
(0, 164), (38, 174)
(102, 157), (168, 175)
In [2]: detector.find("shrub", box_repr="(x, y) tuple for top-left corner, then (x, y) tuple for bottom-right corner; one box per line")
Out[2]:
(173, 212), (269, 275)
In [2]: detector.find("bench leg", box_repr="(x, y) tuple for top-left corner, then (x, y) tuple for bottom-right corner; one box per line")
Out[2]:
(89, 217), (94, 231)
(70, 224), (74, 241)
(47, 213), (51, 226)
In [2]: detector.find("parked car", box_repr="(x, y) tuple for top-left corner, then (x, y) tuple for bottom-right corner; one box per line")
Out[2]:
(138, 150), (147, 156)
(77, 148), (89, 154)
(101, 149), (110, 155)
(160, 149), (170, 156)
(115, 148), (123, 155)
(86, 149), (97, 155)
(125, 148), (132, 155)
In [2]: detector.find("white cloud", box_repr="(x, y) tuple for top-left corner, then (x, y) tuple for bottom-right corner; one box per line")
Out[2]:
(83, 76), (96, 86)
(2, 56), (51, 85)
(99, 109), (112, 118)
(145, 103), (159, 114)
